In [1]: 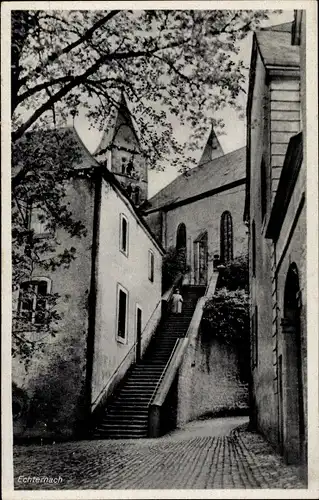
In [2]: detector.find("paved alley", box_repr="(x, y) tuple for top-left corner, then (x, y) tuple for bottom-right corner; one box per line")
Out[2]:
(13, 417), (306, 490)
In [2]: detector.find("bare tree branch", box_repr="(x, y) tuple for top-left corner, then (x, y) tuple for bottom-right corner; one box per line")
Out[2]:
(17, 11), (121, 90)
(12, 39), (185, 142)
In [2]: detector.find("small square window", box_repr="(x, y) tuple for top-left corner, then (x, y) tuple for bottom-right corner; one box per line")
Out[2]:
(27, 203), (52, 238)
(119, 214), (128, 256)
(148, 250), (154, 282)
(18, 279), (51, 324)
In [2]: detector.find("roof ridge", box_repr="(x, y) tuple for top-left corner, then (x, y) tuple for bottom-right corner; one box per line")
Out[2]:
(148, 145), (246, 205)
(196, 145), (246, 169)
(259, 21), (292, 32)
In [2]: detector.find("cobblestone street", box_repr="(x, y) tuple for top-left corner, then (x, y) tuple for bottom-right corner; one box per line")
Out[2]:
(13, 417), (306, 490)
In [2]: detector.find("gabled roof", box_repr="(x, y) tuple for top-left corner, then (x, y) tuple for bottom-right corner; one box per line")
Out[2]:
(255, 22), (300, 68)
(244, 21), (300, 222)
(145, 146), (246, 213)
(12, 126), (99, 181)
(64, 126), (100, 169)
(13, 126), (164, 252)
(261, 21), (293, 33)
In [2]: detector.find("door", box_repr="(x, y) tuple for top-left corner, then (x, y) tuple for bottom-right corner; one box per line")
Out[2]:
(194, 231), (208, 285)
(136, 306), (142, 362)
(198, 238), (208, 285)
(278, 355), (284, 453)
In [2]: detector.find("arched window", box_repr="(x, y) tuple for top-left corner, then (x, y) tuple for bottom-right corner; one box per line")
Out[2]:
(176, 223), (186, 250)
(220, 211), (233, 264)
(284, 263), (301, 321)
(176, 223), (187, 269)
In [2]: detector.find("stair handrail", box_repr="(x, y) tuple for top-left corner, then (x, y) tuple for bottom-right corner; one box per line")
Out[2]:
(147, 338), (180, 407)
(91, 298), (162, 410)
(149, 338), (188, 409)
(148, 273), (220, 409)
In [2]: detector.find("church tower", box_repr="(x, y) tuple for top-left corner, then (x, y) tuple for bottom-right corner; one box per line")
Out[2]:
(94, 95), (148, 206)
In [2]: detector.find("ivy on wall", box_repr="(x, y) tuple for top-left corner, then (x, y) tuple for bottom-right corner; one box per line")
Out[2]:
(202, 254), (250, 381)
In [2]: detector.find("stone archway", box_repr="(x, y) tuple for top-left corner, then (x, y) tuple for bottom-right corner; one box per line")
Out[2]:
(280, 263), (305, 465)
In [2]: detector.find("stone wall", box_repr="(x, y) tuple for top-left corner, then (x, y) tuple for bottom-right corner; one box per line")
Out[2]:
(177, 330), (249, 427)
(248, 38), (304, 458)
(12, 177), (95, 439)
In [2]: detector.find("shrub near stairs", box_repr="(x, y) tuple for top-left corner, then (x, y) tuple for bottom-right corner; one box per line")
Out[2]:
(202, 255), (250, 382)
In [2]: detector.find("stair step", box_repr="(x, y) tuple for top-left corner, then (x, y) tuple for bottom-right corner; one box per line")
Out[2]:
(101, 415), (148, 422)
(93, 289), (197, 438)
(96, 422), (147, 431)
(107, 406), (149, 413)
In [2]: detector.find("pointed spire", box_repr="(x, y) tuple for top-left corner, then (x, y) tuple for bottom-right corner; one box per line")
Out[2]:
(198, 126), (224, 165)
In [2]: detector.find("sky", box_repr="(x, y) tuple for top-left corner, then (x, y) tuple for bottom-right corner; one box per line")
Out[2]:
(73, 10), (294, 198)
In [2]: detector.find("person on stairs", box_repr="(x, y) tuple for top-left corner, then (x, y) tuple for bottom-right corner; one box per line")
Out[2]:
(171, 288), (183, 315)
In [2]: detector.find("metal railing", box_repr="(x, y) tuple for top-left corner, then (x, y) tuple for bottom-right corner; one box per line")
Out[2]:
(91, 298), (162, 410)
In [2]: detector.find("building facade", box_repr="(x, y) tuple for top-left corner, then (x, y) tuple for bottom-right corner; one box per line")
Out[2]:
(143, 130), (248, 287)
(245, 16), (307, 468)
(12, 121), (163, 439)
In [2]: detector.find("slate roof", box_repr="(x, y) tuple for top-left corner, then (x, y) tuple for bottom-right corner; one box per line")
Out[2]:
(145, 146), (246, 212)
(256, 22), (300, 68)
(12, 126), (99, 181)
(64, 126), (100, 169)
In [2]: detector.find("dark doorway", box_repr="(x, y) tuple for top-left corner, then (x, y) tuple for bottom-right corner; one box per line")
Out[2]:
(136, 306), (142, 362)
(282, 263), (305, 464)
(194, 231), (208, 285)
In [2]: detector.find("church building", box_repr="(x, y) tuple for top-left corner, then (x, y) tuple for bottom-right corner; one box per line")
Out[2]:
(143, 128), (248, 287)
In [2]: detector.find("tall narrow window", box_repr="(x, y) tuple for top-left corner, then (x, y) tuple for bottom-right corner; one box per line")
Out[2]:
(252, 220), (256, 277)
(121, 157), (126, 174)
(261, 158), (267, 221)
(117, 284), (128, 342)
(176, 222), (187, 268)
(220, 211), (233, 264)
(27, 203), (52, 237)
(176, 223), (186, 250)
(119, 214), (128, 256)
(148, 250), (154, 282)
(18, 278), (51, 324)
(132, 186), (140, 205)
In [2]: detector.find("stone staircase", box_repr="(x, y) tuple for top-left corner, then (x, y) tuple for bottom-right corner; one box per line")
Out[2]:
(93, 286), (205, 439)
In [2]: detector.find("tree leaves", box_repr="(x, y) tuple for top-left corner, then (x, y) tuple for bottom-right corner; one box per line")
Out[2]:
(12, 9), (271, 169)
